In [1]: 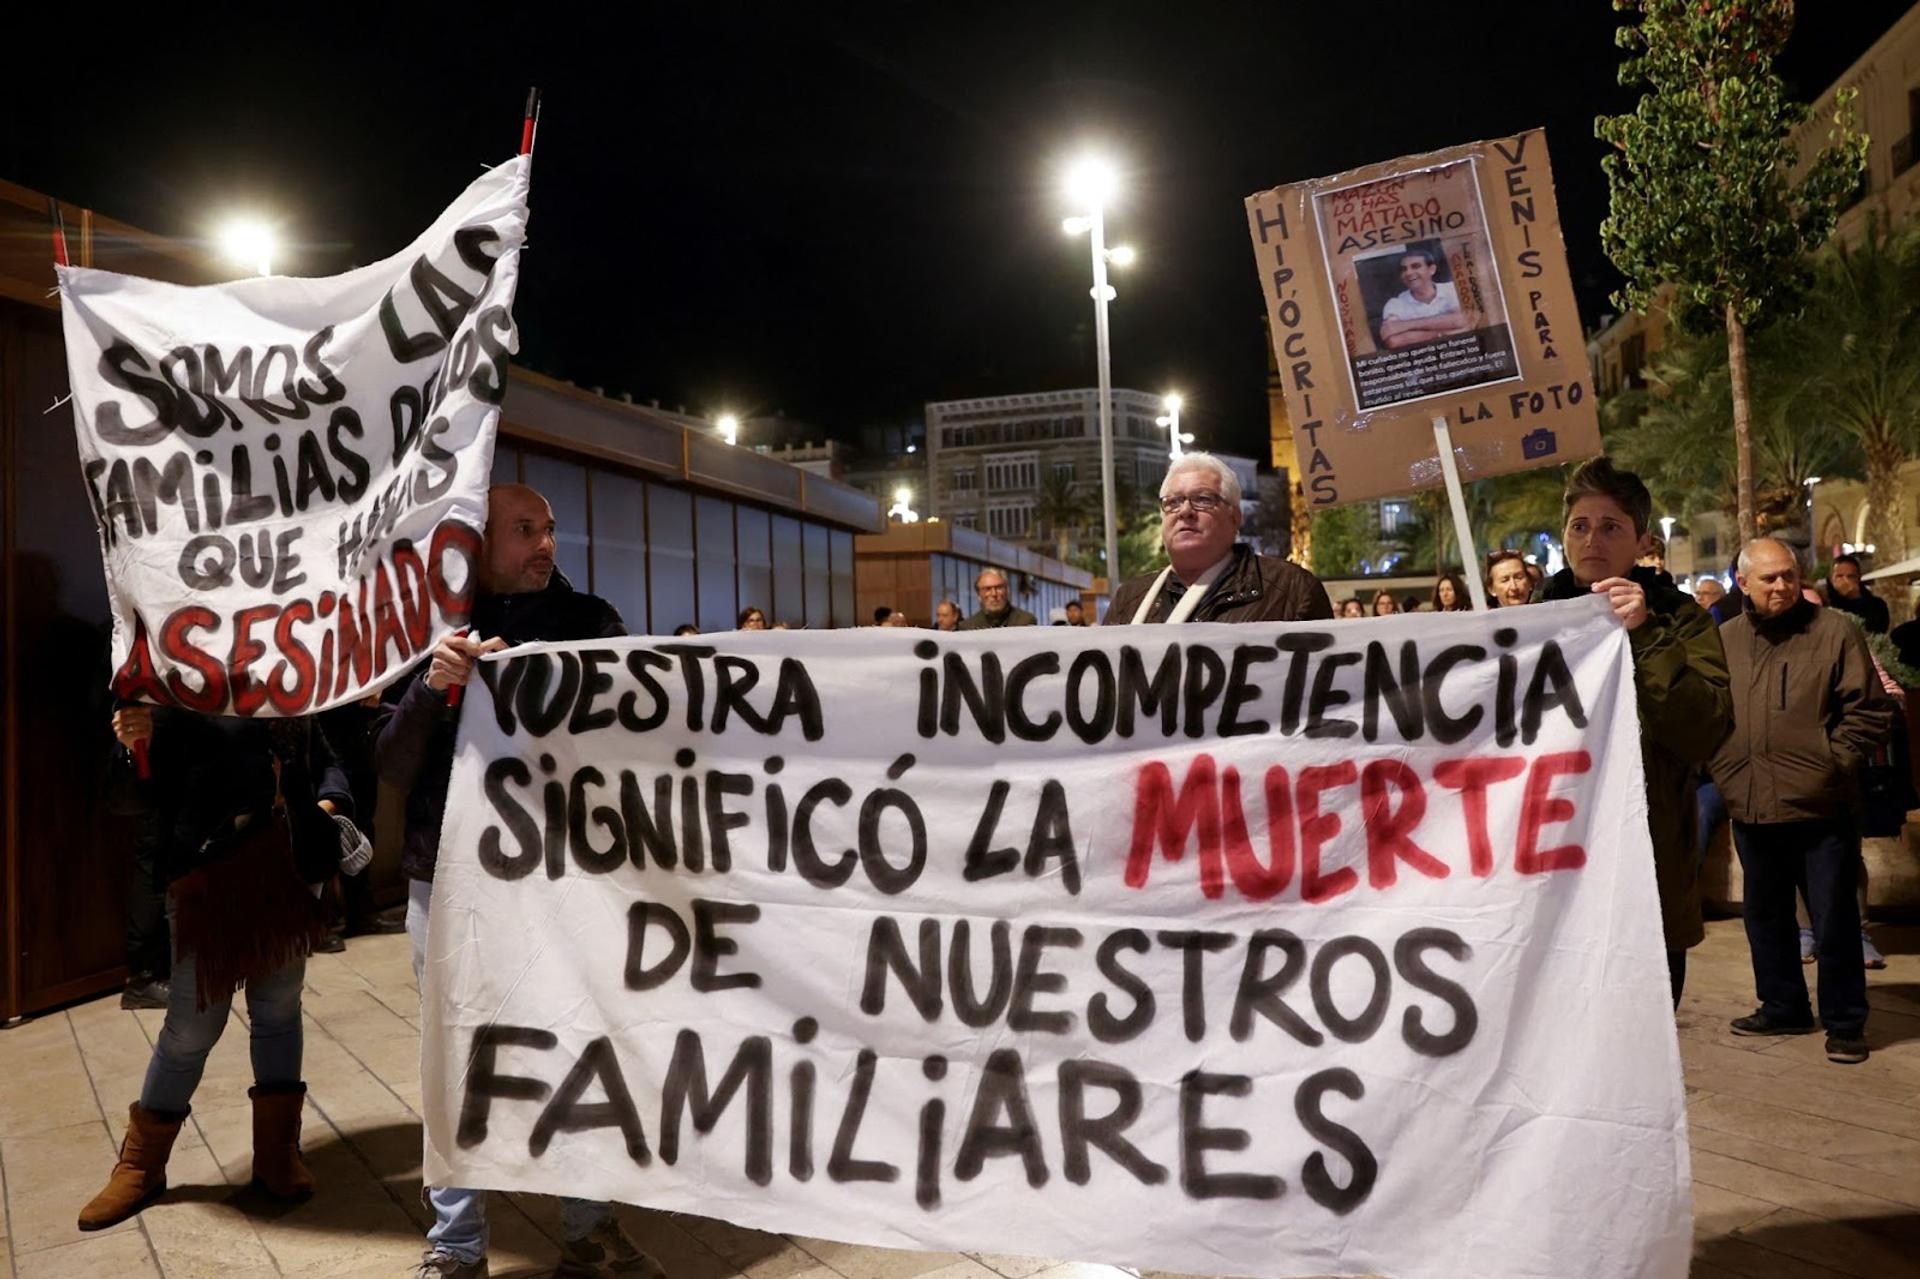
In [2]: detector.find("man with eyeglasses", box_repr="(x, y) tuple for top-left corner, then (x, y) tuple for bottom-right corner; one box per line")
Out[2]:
(956, 567), (1036, 629)
(1105, 453), (1332, 626)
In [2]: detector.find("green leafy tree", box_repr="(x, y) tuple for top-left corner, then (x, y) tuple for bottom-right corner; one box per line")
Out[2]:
(1075, 503), (1159, 576)
(1308, 504), (1378, 578)
(1116, 506), (1167, 580)
(1387, 496), (1446, 575)
(1477, 468), (1569, 554)
(1596, 0), (1865, 545)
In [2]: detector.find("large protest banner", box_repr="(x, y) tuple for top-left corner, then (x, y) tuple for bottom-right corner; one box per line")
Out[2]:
(57, 157), (529, 715)
(423, 600), (1691, 1279)
(1246, 131), (1601, 508)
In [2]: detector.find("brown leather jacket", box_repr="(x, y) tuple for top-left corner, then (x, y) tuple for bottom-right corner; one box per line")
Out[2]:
(1709, 598), (1897, 825)
(1103, 544), (1333, 625)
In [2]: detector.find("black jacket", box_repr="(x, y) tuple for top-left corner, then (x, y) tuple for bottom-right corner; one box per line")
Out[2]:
(115, 709), (353, 887)
(375, 573), (625, 881)
(1826, 585), (1890, 634)
(1104, 543), (1333, 625)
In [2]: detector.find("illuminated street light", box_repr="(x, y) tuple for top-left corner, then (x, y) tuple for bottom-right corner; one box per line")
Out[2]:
(1155, 392), (1194, 460)
(1060, 150), (1136, 590)
(1806, 476), (1822, 552)
(218, 218), (276, 276)
(888, 485), (919, 524)
(1063, 155), (1119, 210)
(716, 414), (739, 446)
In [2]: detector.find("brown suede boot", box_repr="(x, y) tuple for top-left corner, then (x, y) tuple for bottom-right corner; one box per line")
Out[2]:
(249, 1081), (315, 1200)
(78, 1102), (187, 1230)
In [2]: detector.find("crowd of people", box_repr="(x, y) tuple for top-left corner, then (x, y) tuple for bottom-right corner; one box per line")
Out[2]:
(79, 453), (1910, 1275)
(665, 569), (1097, 637)
(869, 568), (1094, 631)
(1334, 556), (1546, 618)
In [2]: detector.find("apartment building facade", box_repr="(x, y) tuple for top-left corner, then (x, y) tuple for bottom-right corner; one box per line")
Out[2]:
(925, 388), (1175, 552)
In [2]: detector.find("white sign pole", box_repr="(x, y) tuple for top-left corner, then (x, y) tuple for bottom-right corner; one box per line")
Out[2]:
(1433, 417), (1489, 611)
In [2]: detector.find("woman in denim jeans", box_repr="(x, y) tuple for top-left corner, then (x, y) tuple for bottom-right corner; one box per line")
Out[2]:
(79, 707), (350, 1231)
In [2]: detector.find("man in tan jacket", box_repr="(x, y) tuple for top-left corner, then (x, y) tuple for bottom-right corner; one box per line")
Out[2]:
(1710, 538), (1895, 1065)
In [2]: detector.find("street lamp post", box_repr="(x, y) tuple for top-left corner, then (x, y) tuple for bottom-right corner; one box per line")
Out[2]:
(717, 414), (740, 447)
(1156, 392), (1191, 460)
(1062, 156), (1134, 591)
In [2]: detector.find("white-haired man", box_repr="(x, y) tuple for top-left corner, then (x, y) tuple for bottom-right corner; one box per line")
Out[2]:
(1103, 453), (1332, 625)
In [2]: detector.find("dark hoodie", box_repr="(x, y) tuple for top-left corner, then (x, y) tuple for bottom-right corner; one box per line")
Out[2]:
(1544, 565), (1733, 950)
(1826, 583), (1890, 634)
(374, 572), (624, 881)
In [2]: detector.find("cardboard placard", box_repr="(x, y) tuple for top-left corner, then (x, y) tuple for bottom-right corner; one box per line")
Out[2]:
(1247, 130), (1599, 508)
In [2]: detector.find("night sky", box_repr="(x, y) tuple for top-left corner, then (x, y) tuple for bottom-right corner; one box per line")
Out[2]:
(4, 3), (1908, 459)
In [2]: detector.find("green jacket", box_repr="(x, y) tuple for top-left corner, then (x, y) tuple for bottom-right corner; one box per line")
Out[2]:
(1546, 567), (1732, 951)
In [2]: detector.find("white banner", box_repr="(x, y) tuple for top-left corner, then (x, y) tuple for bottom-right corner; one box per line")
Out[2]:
(425, 601), (1691, 1279)
(58, 157), (529, 715)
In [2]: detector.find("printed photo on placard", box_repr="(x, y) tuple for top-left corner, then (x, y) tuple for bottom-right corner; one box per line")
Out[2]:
(1313, 158), (1519, 410)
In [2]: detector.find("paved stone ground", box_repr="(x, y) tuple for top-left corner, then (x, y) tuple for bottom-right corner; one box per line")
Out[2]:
(2, 917), (1917, 1278)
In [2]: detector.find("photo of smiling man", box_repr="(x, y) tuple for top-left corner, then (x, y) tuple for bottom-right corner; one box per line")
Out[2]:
(1379, 247), (1472, 349)
(1312, 158), (1520, 410)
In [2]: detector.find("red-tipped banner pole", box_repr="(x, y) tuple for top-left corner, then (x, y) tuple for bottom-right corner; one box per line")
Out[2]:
(48, 197), (70, 268)
(520, 88), (541, 157)
(469, 86), (536, 705)
(446, 628), (471, 709)
(449, 93), (538, 713)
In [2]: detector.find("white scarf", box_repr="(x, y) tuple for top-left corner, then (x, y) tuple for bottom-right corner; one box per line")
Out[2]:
(1127, 551), (1234, 625)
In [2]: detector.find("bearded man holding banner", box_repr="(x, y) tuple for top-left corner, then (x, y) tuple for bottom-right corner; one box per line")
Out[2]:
(1103, 452), (1333, 625)
(376, 483), (662, 1279)
(1542, 457), (1733, 1004)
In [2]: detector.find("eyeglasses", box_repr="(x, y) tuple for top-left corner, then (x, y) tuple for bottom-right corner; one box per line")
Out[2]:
(1159, 491), (1228, 515)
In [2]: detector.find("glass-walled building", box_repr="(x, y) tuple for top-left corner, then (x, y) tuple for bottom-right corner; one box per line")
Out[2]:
(495, 373), (877, 634)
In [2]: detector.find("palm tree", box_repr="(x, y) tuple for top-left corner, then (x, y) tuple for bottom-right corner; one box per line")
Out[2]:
(1384, 468), (1566, 577)
(1608, 324), (1857, 536)
(1776, 219), (1920, 560)
(1033, 468), (1094, 562)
